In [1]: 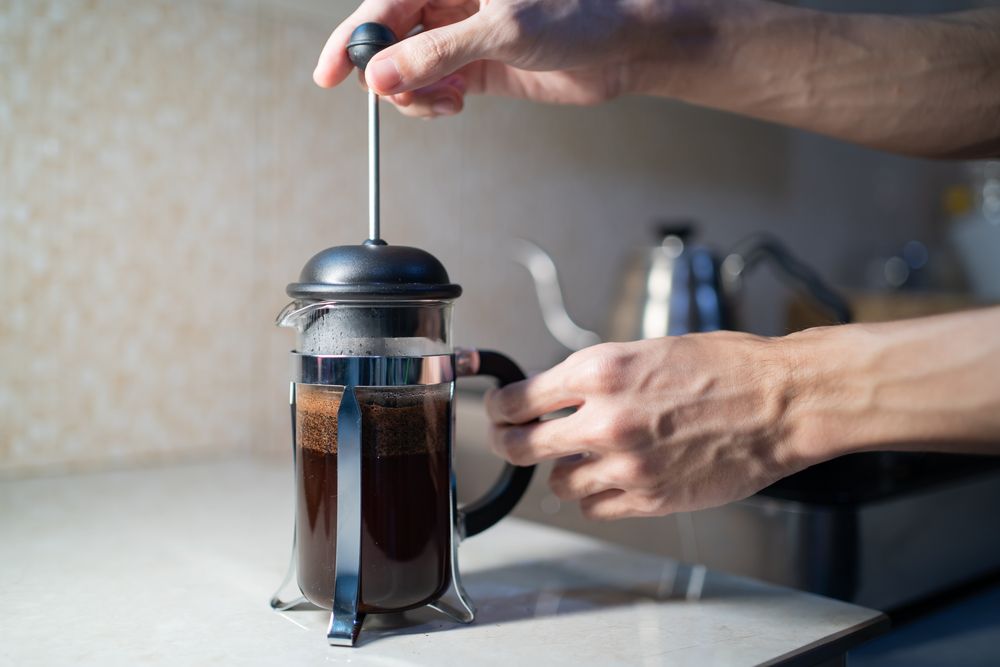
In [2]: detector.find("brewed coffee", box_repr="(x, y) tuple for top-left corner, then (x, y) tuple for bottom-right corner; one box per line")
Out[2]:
(295, 383), (452, 612)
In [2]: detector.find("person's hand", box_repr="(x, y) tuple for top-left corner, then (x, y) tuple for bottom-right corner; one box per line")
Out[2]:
(313, 0), (670, 118)
(485, 333), (814, 520)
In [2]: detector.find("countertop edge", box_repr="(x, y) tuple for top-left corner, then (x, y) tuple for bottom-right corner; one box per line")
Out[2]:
(763, 612), (891, 667)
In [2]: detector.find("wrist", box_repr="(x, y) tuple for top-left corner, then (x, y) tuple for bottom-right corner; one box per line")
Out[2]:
(623, 0), (760, 98)
(775, 325), (868, 469)
(625, 0), (825, 107)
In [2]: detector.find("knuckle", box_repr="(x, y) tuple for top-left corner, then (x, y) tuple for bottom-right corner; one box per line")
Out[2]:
(570, 344), (631, 392)
(500, 427), (534, 466)
(489, 2), (529, 47)
(586, 414), (632, 447)
(610, 454), (652, 486)
(590, 356), (618, 387)
(581, 502), (617, 522)
(487, 387), (517, 424)
(549, 463), (588, 500)
(600, 418), (626, 442)
(582, 417), (610, 446)
(490, 1), (520, 26)
(410, 30), (453, 73)
(637, 493), (670, 517)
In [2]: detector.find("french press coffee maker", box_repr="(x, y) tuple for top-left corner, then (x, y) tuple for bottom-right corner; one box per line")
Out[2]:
(269, 23), (535, 647)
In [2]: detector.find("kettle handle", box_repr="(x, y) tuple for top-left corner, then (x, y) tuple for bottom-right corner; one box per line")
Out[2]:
(456, 349), (536, 538)
(723, 235), (853, 325)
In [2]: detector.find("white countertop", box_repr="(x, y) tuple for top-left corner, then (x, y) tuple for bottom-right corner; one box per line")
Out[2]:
(0, 458), (885, 666)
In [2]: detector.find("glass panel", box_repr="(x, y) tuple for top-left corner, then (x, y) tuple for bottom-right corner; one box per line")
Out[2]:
(294, 383), (452, 612)
(277, 300), (453, 356)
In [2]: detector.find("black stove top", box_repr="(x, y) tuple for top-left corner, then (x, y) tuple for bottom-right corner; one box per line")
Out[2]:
(759, 452), (1000, 507)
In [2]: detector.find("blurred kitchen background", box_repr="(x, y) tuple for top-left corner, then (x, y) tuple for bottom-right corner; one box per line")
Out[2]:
(4, 0), (995, 476)
(4, 1), (1000, 649)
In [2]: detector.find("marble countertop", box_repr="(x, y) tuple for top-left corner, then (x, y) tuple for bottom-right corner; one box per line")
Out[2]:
(0, 458), (886, 666)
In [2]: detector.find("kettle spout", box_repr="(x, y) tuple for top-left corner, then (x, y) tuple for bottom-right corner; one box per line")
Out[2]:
(511, 239), (602, 352)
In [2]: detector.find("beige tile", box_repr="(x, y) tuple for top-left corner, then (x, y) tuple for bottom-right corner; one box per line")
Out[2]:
(1, 0), (261, 474)
(1, 0), (954, 475)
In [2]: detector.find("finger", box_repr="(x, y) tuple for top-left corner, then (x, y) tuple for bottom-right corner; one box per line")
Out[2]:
(365, 14), (491, 95)
(386, 65), (469, 107)
(384, 76), (466, 118)
(485, 366), (582, 425)
(313, 0), (425, 88)
(580, 489), (668, 521)
(390, 90), (464, 118)
(578, 489), (631, 521)
(548, 455), (619, 502)
(486, 344), (629, 426)
(578, 489), (654, 521)
(489, 417), (591, 466)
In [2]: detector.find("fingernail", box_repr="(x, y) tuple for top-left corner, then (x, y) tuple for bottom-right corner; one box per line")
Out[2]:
(432, 98), (458, 116)
(367, 58), (401, 93)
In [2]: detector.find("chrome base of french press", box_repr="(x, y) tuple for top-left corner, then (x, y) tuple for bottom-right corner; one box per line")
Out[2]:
(428, 492), (476, 626)
(270, 355), (477, 647)
(269, 524), (476, 644)
(268, 528), (310, 612)
(270, 381), (311, 614)
(428, 576), (476, 625)
(268, 522), (476, 644)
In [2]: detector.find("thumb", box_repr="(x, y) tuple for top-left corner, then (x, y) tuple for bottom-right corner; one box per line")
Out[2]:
(365, 16), (490, 95)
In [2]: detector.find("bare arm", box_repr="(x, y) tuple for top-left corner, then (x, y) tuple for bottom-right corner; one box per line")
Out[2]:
(314, 0), (1000, 158)
(785, 306), (1000, 458)
(485, 308), (1000, 519)
(636, 2), (1000, 159)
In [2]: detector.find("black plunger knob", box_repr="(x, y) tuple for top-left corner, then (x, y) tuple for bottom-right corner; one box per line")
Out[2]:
(346, 23), (397, 71)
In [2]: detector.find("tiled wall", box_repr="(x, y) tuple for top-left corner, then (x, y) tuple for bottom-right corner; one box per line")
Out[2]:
(1, 0), (955, 476)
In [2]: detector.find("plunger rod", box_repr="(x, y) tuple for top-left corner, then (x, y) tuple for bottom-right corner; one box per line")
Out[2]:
(346, 22), (396, 244)
(368, 89), (380, 242)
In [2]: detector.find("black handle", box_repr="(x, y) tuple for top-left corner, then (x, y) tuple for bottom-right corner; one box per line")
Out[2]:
(346, 22), (397, 72)
(459, 350), (536, 538)
(730, 234), (853, 324)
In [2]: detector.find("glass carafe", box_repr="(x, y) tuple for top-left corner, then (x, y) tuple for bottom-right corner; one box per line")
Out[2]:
(270, 248), (534, 647)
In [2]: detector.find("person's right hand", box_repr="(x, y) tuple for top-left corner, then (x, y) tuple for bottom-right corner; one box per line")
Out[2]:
(313, 0), (672, 118)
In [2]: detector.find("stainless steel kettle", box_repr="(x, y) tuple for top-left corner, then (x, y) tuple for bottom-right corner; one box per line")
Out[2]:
(514, 223), (851, 351)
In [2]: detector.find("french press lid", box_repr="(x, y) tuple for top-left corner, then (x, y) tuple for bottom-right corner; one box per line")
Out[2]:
(287, 240), (463, 301)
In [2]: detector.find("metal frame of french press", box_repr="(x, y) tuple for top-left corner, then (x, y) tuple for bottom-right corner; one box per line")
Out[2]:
(269, 353), (478, 646)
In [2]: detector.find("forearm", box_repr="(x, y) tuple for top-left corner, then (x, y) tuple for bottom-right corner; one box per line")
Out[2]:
(783, 307), (1000, 466)
(631, 1), (1000, 158)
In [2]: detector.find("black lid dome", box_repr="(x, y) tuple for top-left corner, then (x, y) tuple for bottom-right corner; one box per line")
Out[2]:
(286, 240), (463, 301)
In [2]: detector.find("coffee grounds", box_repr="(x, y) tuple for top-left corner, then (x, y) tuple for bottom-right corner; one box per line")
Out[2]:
(296, 385), (343, 455)
(295, 384), (449, 457)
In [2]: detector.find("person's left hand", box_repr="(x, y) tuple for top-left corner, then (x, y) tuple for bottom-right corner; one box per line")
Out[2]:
(485, 333), (813, 520)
